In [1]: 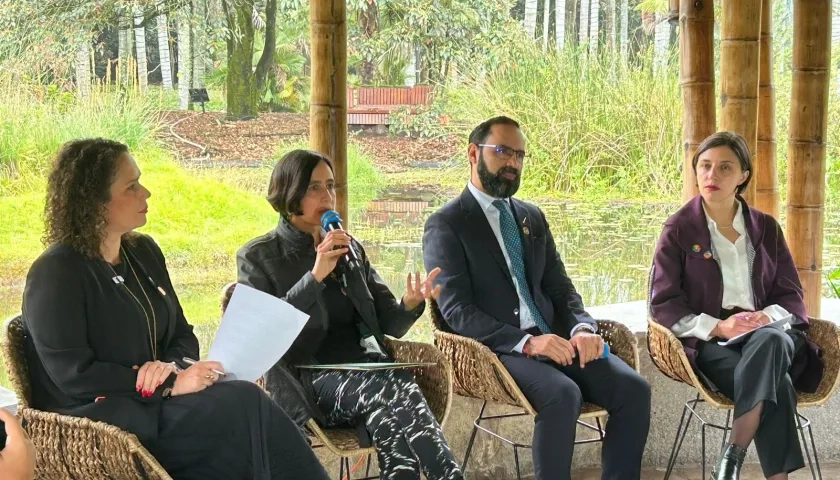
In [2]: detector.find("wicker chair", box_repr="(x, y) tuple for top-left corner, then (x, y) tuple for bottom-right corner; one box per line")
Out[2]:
(428, 299), (640, 480)
(648, 317), (840, 480)
(2, 315), (172, 480)
(221, 282), (454, 480)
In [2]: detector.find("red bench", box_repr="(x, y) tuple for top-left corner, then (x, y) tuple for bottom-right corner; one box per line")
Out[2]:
(346, 85), (433, 126)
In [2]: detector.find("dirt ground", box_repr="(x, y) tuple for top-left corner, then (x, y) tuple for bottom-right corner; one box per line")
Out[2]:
(159, 111), (461, 173)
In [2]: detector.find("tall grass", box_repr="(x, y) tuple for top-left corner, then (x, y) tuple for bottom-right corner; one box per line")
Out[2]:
(0, 75), (165, 194)
(440, 45), (682, 199)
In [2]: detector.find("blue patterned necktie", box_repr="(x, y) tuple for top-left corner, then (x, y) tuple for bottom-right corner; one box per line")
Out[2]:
(492, 200), (551, 334)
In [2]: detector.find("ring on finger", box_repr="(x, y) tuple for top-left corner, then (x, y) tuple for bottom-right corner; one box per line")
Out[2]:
(205, 373), (214, 380)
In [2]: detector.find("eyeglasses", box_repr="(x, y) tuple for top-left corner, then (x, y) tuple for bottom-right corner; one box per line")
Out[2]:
(477, 144), (527, 163)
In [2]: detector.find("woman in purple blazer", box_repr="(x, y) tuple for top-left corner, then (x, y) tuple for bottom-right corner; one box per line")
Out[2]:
(650, 132), (822, 480)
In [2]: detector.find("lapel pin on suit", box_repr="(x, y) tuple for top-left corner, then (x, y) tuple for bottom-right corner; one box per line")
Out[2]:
(522, 216), (530, 236)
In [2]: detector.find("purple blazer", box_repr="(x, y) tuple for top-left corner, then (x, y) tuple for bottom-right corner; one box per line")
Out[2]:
(650, 195), (822, 391)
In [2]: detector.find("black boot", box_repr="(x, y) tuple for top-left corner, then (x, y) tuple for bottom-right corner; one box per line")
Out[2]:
(711, 443), (747, 480)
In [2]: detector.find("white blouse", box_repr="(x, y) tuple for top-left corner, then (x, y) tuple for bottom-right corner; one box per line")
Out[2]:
(671, 202), (790, 340)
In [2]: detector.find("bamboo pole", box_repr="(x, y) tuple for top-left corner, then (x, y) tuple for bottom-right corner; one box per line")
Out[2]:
(787, 0), (832, 316)
(668, 0), (679, 25)
(720, 0), (762, 204)
(679, 0), (715, 202)
(755, 0), (778, 217)
(310, 0), (348, 224)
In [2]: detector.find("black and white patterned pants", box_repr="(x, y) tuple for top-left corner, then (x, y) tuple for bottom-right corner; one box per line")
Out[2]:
(312, 369), (463, 480)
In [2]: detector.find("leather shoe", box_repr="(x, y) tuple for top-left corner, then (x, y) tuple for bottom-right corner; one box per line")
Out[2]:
(711, 443), (747, 480)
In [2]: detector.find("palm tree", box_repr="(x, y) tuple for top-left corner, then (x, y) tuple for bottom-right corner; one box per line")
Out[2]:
(177, 7), (192, 109)
(75, 41), (91, 97)
(556, 0), (567, 48)
(133, 7), (148, 92)
(543, 0), (551, 50)
(589, 0), (599, 55)
(620, 0), (628, 61)
(118, 13), (133, 85)
(525, 0), (539, 38)
(157, 12), (173, 89)
(580, 0), (590, 46)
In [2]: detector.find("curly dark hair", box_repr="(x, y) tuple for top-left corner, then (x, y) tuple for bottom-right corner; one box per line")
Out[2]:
(43, 138), (130, 258)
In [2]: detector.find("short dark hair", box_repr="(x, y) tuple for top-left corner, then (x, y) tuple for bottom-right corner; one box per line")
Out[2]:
(692, 131), (753, 195)
(44, 138), (130, 258)
(266, 149), (333, 217)
(468, 116), (521, 145)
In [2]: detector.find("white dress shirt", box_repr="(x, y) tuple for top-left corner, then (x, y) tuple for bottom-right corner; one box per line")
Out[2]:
(671, 202), (790, 340)
(467, 181), (593, 352)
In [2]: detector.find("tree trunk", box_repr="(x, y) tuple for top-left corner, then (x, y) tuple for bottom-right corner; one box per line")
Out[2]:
(543, 0), (551, 51)
(589, 0), (600, 55)
(76, 42), (91, 98)
(654, 15), (670, 72)
(177, 8), (193, 110)
(157, 13), (173, 90)
(223, 0), (258, 120)
(118, 14), (133, 87)
(556, 0), (567, 48)
(679, 0), (715, 202)
(607, 0), (616, 53)
(580, 0), (590, 46)
(359, 0), (379, 83)
(786, 0), (832, 316)
(134, 8), (148, 92)
(620, 0), (628, 62)
(524, 0), (539, 38)
(192, 0), (207, 89)
(755, 0), (778, 217)
(255, 0), (278, 94)
(311, 0), (348, 223)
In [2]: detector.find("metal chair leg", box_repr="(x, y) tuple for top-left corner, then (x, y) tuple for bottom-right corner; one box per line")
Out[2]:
(720, 410), (731, 454)
(797, 414), (818, 480)
(365, 454), (372, 478)
(806, 418), (823, 480)
(513, 445), (522, 480)
(664, 402), (693, 480)
(462, 401), (487, 473)
(338, 456), (347, 480)
(596, 416), (605, 440)
(701, 423), (707, 480)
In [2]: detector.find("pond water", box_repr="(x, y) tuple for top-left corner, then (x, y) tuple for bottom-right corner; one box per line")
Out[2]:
(4, 189), (840, 391)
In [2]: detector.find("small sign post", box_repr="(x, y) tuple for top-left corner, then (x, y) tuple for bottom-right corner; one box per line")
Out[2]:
(188, 88), (210, 113)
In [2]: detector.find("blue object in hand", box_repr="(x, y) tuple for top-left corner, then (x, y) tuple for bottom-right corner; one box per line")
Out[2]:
(601, 343), (610, 359)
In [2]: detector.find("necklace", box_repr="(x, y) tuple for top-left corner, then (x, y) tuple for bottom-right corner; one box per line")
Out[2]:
(107, 249), (158, 359)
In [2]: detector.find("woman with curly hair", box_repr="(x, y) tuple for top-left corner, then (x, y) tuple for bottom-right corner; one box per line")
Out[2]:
(21, 138), (330, 480)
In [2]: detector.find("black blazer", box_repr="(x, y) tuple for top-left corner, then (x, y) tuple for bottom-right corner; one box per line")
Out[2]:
(21, 234), (199, 443)
(422, 188), (596, 354)
(236, 219), (424, 426)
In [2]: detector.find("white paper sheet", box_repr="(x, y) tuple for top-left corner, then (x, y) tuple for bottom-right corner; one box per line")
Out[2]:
(206, 283), (309, 382)
(717, 314), (793, 346)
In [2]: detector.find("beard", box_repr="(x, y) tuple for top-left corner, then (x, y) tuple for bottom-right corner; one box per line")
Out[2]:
(477, 152), (521, 198)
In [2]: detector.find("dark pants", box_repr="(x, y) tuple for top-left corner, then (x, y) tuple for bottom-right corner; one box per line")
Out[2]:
(312, 369), (463, 480)
(499, 352), (651, 480)
(696, 328), (804, 477)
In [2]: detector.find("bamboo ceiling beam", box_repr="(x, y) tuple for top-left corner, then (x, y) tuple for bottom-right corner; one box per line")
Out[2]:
(668, 0), (680, 25)
(720, 0), (762, 204)
(755, 0), (779, 218)
(310, 0), (349, 224)
(679, 0), (715, 202)
(787, 0), (833, 317)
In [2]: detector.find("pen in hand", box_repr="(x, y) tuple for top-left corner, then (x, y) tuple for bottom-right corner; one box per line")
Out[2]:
(182, 357), (227, 377)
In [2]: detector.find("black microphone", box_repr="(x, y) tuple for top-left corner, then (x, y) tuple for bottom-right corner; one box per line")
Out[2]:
(320, 210), (362, 270)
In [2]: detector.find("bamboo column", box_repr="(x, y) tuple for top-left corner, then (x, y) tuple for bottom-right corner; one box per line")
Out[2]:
(720, 0), (762, 204)
(310, 0), (348, 223)
(755, 0), (779, 217)
(668, 0), (679, 25)
(787, 0), (833, 316)
(679, 0), (715, 202)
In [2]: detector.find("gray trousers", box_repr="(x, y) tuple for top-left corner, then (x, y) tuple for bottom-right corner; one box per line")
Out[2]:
(696, 328), (804, 477)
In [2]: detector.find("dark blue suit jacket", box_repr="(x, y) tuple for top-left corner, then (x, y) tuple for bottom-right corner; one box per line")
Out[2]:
(422, 188), (596, 354)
